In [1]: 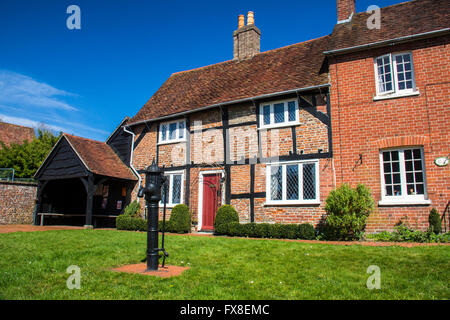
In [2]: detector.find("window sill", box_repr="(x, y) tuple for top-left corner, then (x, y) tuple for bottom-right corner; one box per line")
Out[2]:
(159, 203), (182, 208)
(258, 122), (300, 131)
(157, 139), (187, 146)
(378, 199), (431, 206)
(373, 91), (420, 101)
(263, 201), (321, 207)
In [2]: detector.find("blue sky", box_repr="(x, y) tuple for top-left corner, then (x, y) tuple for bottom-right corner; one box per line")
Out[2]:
(0, 0), (406, 141)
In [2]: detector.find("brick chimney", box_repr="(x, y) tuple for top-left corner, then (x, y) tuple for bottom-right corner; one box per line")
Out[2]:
(233, 11), (261, 61)
(337, 0), (356, 23)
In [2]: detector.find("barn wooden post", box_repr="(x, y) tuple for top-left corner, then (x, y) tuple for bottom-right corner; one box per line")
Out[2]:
(32, 181), (42, 226)
(84, 174), (94, 228)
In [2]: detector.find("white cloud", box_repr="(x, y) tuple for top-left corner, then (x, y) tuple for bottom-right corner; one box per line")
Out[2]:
(0, 70), (77, 111)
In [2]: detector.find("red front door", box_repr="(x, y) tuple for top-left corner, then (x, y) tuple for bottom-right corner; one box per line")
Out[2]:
(201, 174), (221, 231)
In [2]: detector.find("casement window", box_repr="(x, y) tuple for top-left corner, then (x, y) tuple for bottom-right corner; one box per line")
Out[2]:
(379, 148), (430, 204)
(160, 171), (184, 207)
(159, 119), (186, 144)
(374, 52), (417, 97)
(266, 160), (320, 205)
(259, 99), (299, 129)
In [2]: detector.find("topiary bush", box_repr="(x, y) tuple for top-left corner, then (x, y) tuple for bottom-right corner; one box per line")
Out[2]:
(214, 205), (239, 235)
(169, 204), (191, 234)
(428, 208), (442, 235)
(324, 184), (374, 241)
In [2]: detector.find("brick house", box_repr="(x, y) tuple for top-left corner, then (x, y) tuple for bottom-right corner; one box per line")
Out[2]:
(33, 0), (449, 231)
(124, 0), (449, 232)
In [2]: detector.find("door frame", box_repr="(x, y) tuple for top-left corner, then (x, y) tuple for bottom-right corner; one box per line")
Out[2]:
(198, 170), (225, 231)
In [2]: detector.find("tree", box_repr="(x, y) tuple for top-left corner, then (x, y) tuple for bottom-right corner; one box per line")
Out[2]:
(0, 129), (60, 178)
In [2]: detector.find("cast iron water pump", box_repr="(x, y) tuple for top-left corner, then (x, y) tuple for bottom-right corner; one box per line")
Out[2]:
(137, 159), (169, 271)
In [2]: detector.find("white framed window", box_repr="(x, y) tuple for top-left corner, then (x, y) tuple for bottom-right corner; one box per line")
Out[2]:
(259, 99), (299, 129)
(379, 148), (430, 205)
(160, 171), (184, 207)
(159, 119), (186, 144)
(265, 160), (320, 205)
(374, 52), (417, 98)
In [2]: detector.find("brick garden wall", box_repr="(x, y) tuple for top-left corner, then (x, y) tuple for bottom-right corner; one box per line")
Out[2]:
(0, 181), (37, 225)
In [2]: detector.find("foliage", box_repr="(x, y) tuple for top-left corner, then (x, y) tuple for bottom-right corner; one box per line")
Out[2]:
(324, 184), (374, 241)
(168, 204), (191, 234)
(0, 128), (60, 178)
(124, 200), (140, 217)
(367, 225), (450, 243)
(428, 208), (442, 235)
(216, 222), (316, 240)
(116, 214), (173, 233)
(116, 214), (146, 231)
(214, 205), (239, 235)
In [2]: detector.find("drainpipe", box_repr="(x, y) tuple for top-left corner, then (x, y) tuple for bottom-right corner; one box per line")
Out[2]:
(123, 126), (142, 191)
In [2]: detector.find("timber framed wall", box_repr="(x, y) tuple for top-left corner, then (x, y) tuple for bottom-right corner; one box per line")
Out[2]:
(130, 87), (336, 228)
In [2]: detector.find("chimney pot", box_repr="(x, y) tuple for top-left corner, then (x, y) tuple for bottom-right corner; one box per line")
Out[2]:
(247, 11), (254, 25)
(238, 14), (245, 29)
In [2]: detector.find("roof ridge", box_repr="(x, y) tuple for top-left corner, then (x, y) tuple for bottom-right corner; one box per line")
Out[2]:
(171, 35), (329, 77)
(0, 121), (34, 131)
(63, 132), (106, 145)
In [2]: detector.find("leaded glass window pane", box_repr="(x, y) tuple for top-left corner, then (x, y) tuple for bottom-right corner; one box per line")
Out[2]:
(288, 101), (296, 122)
(303, 163), (316, 200)
(270, 166), (282, 201)
(274, 103), (285, 123)
(172, 174), (182, 204)
(286, 165), (299, 200)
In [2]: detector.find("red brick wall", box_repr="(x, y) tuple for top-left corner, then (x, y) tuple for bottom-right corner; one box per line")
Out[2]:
(0, 181), (37, 224)
(329, 35), (450, 232)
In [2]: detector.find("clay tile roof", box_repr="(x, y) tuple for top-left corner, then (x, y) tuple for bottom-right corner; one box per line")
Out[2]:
(0, 122), (35, 149)
(326, 0), (450, 53)
(64, 134), (137, 181)
(130, 35), (330, 124)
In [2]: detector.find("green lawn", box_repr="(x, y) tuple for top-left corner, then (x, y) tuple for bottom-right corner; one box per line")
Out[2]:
(0, 229), (449, 300)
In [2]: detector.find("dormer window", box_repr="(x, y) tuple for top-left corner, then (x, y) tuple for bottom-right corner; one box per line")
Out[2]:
(159, 119), (186, 144)
(374, 52), (418, 99)
(259, 99), (299, 129)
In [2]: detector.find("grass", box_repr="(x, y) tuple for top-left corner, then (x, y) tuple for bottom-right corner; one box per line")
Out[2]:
(0, 229), (449, 300)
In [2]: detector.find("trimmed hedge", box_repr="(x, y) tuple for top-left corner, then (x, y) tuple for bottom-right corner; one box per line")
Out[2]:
(214, 205), (239, 235)
(115, 215), (176, 233)
(217, 222), (316, 240)
(169, 204), (191, 234)
(428, 208), (442, 235)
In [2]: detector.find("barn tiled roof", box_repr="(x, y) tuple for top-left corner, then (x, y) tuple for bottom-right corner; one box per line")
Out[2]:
(130, 35), (330, 124)
(326, 0), (450, 53)
(0, 122), (35, 149)
(64, 134), (137, 180)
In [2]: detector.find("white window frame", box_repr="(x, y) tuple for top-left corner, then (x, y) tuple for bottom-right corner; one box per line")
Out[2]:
(259, 99), (299, 130)
(160, 171), (184, 208)
(378, 147), (431, 206)
(158, 119), (186, 145)
(265, 160), (320, 205)
(374, 52), (418, 99)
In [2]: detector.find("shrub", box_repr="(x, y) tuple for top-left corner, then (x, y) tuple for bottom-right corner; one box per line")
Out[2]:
(367, 226), (450, 243)
(169, 204), (191, 234)
(324, 184), (374, 241)
(298, 224), (315, 240)
(215, 222), (316, 240)
(428, 208), (442, 235)
(124, 200), (140, 217)
(214, 205), (239, 235)
(116, 214), (146, 231)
